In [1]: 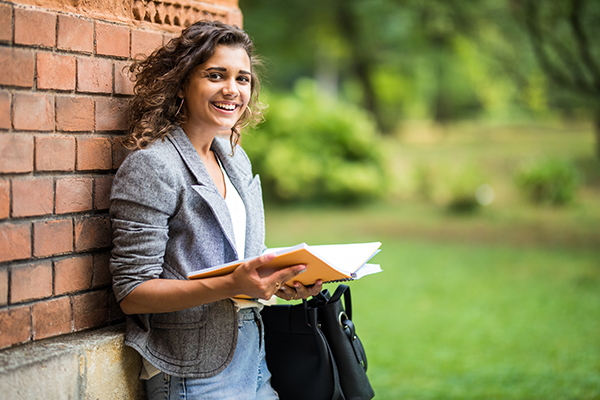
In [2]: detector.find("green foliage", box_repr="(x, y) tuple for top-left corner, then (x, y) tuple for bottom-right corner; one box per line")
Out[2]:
(515, 158), (581, 205)
(412, 162), (492, 213)
(243, 0), (560, 133)
(243, 79), (388, 203)
(445, 165), (490, 213)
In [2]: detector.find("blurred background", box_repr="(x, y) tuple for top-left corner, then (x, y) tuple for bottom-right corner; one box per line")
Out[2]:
(241, 0), (600, 398)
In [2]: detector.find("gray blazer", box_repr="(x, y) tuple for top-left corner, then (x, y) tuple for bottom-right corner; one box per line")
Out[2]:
(110, 126), (266, 378)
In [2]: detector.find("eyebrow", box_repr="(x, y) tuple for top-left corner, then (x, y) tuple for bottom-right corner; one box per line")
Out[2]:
(205, 67), (251, 76)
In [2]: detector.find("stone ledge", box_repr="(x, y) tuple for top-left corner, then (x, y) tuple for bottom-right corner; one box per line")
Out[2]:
(0, 324), (144, 400)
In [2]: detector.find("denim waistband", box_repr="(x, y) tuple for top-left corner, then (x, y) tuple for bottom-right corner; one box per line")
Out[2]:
(238, 307), (260, 321)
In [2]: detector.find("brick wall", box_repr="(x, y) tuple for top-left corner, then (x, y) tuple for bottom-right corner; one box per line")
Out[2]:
(0, 0), (241, 350)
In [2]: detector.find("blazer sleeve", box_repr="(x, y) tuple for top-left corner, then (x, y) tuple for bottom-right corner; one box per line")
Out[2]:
(109, 149), (179, 302)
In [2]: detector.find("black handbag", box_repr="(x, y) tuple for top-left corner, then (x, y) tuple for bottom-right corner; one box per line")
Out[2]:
(260, 284), (375, 400)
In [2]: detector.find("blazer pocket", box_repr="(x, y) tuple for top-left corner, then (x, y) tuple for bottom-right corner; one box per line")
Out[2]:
(147, 306), (209, 365)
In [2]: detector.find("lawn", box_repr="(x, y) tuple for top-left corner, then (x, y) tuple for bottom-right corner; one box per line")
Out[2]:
(262, 122), (600, 399)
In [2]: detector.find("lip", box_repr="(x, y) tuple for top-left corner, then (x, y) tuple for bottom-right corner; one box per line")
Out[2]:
(211, 101), (241, 113)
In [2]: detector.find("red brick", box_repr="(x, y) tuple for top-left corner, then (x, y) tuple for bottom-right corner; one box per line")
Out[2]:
(76, 136), (112, 170)
(131, 29), (163, 59)
(11, 177), (53, 217)
(77, 57), (113, 93)
(0, 46), (35, 88)
(0, 3), (12, 43)
(95, 97), (127, 131)
(0, 180), (8, 219)
(92, 251), (111, 287)
(13, 92), (54, 131)
(0, 305), (31, 349)
(14, 7), (56, 48)
(36, 53), (76, 91)
(114, 60), (134, 95)
(0, 134), (33, 173)
(55, 96), (94, 132)
(57, 14), (93, 53)
(95, 21), (129, 58)
(0, 223), (31, 263)
(54, 255), (93, 294)
(74, 215), (110, 252)
(35, 135), (75, 171)
(55, 176), (93, 214)
(0, 91), (10, 130)
(33, 219), (73, 257)
(0, 268), (8, 306)
(112, 136), (131, 169)
(72, 290), (108, 331)
(32, 296), (71, 340)
(163, 32), (179, 46)
(11, 261), (52, 303)
(94, 175), (113, 211)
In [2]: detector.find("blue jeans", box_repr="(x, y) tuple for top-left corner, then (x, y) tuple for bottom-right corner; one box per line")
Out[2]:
(145, 308), (279, 400)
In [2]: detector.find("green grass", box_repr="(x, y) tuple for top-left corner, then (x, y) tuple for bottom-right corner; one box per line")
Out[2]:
(264, 207), (600, 399)
(262, 122), (600, 399)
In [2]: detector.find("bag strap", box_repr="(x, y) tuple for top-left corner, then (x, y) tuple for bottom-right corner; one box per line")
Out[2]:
(329, 284), (352, 320)
(340, 318), (368, 371)
(307, 303), (345, 400)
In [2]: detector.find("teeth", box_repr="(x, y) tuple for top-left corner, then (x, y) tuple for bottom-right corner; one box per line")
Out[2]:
(214, 102), (236, 111)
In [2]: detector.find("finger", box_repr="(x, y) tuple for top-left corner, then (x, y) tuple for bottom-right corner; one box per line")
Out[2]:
(281, 284), (299, 301)
(308, 280), (323, 296)
(269, 264), (307, 287)
(275, 286), (294, 301)
(292, 281), (317, 300)
(243, 253), (276, 270)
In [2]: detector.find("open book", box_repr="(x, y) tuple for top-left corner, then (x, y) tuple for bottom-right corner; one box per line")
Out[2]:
(187, 242), (382, 287)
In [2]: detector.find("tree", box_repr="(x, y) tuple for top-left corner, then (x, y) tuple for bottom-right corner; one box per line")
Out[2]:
(516, 0), (600, 157)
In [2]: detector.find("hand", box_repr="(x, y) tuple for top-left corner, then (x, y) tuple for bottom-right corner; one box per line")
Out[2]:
(275, 279), (323, 301)
(231, 253), (308, 300)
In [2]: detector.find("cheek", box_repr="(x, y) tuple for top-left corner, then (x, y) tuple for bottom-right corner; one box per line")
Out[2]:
(242, 88), (252, 106)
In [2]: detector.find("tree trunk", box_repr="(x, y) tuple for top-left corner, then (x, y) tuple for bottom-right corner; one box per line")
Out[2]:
(334, 0), (390, 134)
(595, 112), (600, 159)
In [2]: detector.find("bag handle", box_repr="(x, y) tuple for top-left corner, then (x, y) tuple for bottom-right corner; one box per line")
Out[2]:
(329, 284), (352, 320)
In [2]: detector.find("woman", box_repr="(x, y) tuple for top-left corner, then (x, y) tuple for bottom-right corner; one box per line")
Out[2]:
(110, 20), (323, 399)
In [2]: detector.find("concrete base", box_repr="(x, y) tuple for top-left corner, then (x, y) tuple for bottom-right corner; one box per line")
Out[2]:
(0, 325), (145, 400)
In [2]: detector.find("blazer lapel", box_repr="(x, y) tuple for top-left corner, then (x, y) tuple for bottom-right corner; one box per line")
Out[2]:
(167, 127), (238, 256)
(212, 139), (265, 258)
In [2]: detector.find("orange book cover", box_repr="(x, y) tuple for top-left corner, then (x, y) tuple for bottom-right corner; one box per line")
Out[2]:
(187, 242), (382, 289)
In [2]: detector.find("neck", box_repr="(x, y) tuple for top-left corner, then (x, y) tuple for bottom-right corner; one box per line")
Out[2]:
(180, 123), (226, 160)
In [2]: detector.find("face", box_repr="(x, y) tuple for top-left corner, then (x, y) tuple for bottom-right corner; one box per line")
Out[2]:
(179, 45), (252, 135)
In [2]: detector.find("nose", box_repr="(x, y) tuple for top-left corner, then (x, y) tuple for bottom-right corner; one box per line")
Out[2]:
(222, 77), (239, 97)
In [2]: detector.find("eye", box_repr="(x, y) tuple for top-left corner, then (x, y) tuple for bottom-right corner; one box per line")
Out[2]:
(208, 73), (223, 80)
(238, 75), (251, 84)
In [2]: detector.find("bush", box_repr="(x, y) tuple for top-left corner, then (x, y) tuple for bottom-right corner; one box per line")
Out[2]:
(444, 165), (492, 213)
(515, 158), (580, 205)
(243, 79), (389, 203)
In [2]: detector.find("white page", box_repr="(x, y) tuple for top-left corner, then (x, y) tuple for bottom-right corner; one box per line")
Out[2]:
(308, 242), (381, 274)
(353, 263), (382, 279)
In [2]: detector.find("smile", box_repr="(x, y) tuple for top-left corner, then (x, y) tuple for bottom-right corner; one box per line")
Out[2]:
(212, 102), (239, 111)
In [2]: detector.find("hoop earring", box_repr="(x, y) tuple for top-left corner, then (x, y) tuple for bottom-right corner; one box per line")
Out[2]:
(175, 98), (185, 117)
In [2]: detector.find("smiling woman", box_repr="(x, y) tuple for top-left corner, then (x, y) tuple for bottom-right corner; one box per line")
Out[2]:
(178, 46), (252, 154)
(109, 21), (323, 400)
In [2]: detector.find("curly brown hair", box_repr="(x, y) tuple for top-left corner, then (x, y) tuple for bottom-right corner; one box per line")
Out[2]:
(124, 20), (265, 151)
